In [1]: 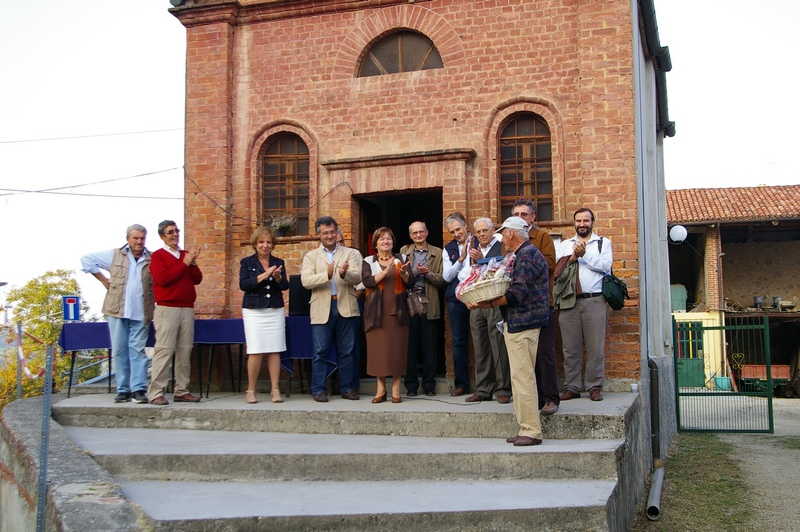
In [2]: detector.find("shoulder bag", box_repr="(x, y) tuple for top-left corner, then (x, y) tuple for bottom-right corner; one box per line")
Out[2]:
(598, 237), (628, 310)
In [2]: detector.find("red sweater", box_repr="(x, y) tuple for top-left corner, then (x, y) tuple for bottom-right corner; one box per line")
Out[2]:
(150, 248), (203, 307)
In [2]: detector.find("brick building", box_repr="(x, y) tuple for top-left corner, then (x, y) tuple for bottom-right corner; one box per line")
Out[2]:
(169, 0), (675, 410)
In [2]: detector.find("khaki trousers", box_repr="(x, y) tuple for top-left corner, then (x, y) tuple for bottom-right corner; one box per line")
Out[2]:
(557, 296), (608, 392)
(503, 324), (543, 439)
(148, 305), (195, 399)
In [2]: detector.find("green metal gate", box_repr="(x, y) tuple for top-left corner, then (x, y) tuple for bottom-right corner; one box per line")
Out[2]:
(673, 315), (774, 433)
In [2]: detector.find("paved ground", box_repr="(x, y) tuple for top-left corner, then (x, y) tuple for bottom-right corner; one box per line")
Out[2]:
(718, 398), (800, 529)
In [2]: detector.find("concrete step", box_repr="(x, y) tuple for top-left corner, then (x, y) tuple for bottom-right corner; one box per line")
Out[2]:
(65, 426), (622, 482)
(52, 392), (634, 440)
(121, 478), (615, 532)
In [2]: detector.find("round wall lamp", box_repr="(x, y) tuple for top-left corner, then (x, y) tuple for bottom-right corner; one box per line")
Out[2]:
(668, 225), (688, 244)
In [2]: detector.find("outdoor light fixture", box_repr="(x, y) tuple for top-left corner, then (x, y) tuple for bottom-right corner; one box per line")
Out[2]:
(668, 225), (687, 244)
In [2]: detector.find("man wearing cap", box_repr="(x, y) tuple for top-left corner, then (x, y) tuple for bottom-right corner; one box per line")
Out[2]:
(459, 217), (512, 404)
(555, 208), (613, 402)
(81, 224), (154, 404)
(441, 212), (477, 397)
(301, 216), (363, 402)
(511, 199), (559, 415)
(466, 216), (549, 446)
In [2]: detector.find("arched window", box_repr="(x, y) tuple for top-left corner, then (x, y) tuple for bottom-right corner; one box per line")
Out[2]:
(358, 31), (443, 77)
(499, 114), (553, 221)
(261, 134), (309, 235)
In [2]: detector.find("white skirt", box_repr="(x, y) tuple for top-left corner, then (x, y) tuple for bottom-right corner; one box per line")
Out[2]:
(242, 307), (287, 354)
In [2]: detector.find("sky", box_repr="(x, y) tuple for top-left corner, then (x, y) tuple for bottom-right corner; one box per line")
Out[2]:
(1, 0), (798, 317)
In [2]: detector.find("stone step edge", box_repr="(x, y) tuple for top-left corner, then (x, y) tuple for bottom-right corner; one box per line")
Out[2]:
(124, 478), (615, 532)
(52, 407), (626, 440)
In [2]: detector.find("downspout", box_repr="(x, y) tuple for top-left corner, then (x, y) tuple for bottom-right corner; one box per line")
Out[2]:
(639, 0), (676, 137)
(647, 358), (664, 520)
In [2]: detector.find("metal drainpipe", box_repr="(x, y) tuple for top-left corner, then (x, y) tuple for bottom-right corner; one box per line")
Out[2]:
(646, 358), (664, 520)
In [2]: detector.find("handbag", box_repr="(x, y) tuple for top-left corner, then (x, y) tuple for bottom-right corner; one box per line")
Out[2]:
(406, 288), (429, 317)
(597, 237), (628, 310)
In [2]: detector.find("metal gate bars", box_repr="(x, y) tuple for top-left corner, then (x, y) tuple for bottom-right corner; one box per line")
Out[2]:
(673, 314), (773, 433)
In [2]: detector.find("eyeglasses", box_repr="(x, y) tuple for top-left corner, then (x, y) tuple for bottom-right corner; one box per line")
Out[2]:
(164, 229), (180, 235)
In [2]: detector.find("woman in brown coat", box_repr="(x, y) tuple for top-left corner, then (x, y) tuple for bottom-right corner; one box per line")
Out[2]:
(360, 227), (414, 403)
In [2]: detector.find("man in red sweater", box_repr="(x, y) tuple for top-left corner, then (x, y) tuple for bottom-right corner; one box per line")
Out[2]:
(147, 220), (203, 405)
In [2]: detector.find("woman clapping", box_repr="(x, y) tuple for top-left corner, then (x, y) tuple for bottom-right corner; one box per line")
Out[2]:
(360, 227), (414, 403)
(239, 226), (289, 403)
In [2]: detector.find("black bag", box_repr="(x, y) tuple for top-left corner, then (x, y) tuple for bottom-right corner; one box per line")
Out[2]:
(602, 271), (628, 310)
(598, 237), (628, 310)
(406, 289), (429, 317)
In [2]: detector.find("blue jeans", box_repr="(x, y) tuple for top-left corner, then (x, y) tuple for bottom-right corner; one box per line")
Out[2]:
(311, 301), (357, 396)
(447, 300), (470, 390)
(107, 316), (150, 393)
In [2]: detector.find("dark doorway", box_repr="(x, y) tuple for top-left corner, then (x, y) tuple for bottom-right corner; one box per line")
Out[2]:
(356, 188), (443, 253)
(355, 188), (446, 380)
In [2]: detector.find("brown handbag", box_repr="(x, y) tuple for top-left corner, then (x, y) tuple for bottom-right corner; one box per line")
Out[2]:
(406, 288), (429, 318)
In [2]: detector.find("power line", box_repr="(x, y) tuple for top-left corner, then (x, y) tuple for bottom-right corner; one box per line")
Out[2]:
(0, 188), (181, 200)
(0, 167), (184, 198)
(0, 128), (184, 145)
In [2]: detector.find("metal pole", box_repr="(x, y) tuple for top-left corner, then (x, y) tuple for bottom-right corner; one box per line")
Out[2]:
(16, 322), (23, 400)
(36, 345), (55, 532)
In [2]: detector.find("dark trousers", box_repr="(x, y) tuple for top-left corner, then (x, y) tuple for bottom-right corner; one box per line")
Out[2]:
(447, 300), (470, 390)
(405, 315), (438, 393)
(535, 307), (560, 408)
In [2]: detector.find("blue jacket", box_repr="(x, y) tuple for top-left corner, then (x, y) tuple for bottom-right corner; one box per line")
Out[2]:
(239, 254), (290, 309)
(501, 241), (549, 333)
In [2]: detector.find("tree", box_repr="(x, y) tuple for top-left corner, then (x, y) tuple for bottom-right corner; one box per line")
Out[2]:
(0, 270), (94, 413)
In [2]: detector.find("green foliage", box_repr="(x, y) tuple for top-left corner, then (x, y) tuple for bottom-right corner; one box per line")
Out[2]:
(0, 270), (99, 415)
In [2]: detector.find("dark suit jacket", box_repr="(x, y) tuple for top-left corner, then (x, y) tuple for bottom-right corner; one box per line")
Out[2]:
(239, 253), (289, 309)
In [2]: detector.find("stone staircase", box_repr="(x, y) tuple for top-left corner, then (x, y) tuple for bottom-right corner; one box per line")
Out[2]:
(1, 391), (643, 531)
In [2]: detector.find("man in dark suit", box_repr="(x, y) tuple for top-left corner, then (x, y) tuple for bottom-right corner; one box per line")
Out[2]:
(442, 212), (477, 397)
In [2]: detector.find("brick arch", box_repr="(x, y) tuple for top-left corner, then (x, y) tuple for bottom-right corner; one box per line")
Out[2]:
(484, 98), (568, 224)
(332, 4), (466, 79)
(245, 121), (319, 228)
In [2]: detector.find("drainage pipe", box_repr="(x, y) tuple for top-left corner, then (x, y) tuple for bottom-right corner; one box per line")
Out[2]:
(646, 467), (665, 520)
(647, 358), (664, 520)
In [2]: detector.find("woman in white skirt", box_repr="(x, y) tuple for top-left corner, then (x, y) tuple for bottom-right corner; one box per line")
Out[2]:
(239, 226), (289, 403)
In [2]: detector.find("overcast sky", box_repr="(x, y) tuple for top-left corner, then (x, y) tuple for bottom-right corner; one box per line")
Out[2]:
(1, 0), (798, 317)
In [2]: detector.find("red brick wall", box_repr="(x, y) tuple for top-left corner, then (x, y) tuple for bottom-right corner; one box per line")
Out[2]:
(174, 0), (642, 386)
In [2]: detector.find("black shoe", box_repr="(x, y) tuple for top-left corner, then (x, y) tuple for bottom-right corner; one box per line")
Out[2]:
(131, 391), (149, 404)
(425, 391), (436, 397)
(114, 393), (131, 403)
(407, 391), (418, 397)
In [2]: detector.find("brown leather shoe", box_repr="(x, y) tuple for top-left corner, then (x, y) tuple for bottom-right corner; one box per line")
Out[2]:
(465, 393), (487, 403)
(173, 393), (201, 403)
(541, 401), (559, 415)
(450, 387), (466, 397)
(341, 390), (360, 400)
(505, 435), (521, 443)
(371, 393), (387, 404)
(589, 389), (604, 401)
(391, 396), (402, 404)
(150, 396), (169, 406)
(496, 394), (511, 404)
(560, 389), (581, 400)
(313, 392), (329, 403)
(513, 436), (543, 446)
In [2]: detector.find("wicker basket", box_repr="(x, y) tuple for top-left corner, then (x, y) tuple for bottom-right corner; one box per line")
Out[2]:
(458, 278), (510, 305)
